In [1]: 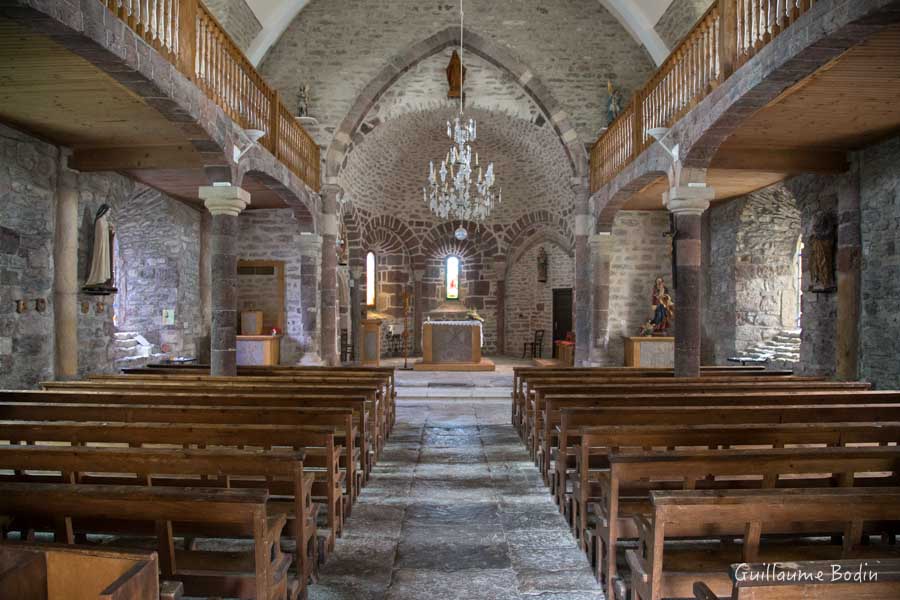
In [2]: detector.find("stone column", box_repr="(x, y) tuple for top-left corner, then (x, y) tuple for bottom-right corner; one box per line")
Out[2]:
(590, 232), (614, 363)
(573, 178), (592, 366)
(298, 233), (323, 363)
(412, 268), (425, 355)
(199, 185), (250, 376)
(836, 167), (862, 381)
(494, 256), (508, 355)
(53, 150), (78, 380)
(320, 184), (341, 366)
(196, 210), (212, 364)
(666, 186), (714, 377)
(349, 266), (363, 362)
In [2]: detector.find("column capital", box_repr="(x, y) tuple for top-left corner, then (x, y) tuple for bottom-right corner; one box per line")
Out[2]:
(350, 266), (364, 279)
(664, 185), (715, 216)
(199, 185), (251, 216)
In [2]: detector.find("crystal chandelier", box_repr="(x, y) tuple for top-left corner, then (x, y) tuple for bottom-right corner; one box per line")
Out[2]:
(423, 0), (501, 222)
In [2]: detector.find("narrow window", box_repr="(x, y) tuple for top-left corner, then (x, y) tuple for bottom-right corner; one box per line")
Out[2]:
(366, 251), (376, 307)
(794, 236), (804, 328)
(446, 256), (460, 300)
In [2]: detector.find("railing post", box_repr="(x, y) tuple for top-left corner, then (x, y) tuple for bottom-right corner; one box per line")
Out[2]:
(268, 90), (281, 157)
(719, 0), (737, 81)
(180, 0), (198, 81)
(632, 92), (643, 160)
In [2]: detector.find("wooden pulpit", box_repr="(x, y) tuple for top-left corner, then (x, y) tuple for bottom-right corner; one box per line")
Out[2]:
(360, 319), (383, 366)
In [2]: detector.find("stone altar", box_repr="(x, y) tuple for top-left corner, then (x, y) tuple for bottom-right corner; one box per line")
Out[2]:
(624, 336), (674, 367)
(414, 320), (495, 371)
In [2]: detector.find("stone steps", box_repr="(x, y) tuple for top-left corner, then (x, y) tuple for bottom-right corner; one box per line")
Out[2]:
(740, 328), (801, 365)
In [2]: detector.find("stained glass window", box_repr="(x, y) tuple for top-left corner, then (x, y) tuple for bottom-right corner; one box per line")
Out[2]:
(446, 256), (460, 300)
(366, 251), (376, 306)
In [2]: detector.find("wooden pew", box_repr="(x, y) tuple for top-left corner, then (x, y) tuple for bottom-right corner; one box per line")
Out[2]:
(572, 421), (900, 562)
(541, 390), (900, 509)
(0, 482), (296, 600)
(693, 559), (900, 600)
(593, 445), (900, 598)
(626, 487), (900, 600)
(0, 405), (347, 552)
(0, 542), (172, 600)
(0, 445), (316, 590)
(30, 386), (377, 490)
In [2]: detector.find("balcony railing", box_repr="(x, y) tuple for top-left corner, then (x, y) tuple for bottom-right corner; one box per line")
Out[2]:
(102, 0), (321, 192)
(590, 0), (818, 192)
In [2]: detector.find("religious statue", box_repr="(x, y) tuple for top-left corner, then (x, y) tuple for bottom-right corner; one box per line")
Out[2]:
(606, 80), (623, 125)
(297, 83), (311, 118)
(537, 247), (548, 283)
(82, 204), (117, 295)
(649, 277), (674, 334)
(808, 212), (837, 292)
(446, 50), (466, 99)
(638, 320), (655, 337)
(337, 222), (349, 266)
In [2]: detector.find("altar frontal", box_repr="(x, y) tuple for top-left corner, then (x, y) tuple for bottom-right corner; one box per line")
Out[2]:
(414, 320), (496, 371)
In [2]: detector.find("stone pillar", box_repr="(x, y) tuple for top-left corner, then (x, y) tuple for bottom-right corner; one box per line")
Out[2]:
(412, 268), (425, 355)
(666, 186), (714, 377)
(196, 210), (212, 364)
(836, 167), (861, 381)
(298, 233), (323, 363)
(199, 185), (250, 376)
(53, 150), (78, 380)
(349, 266), (363, 362)
(320, 184), (341, 366)
(573, 178), (592, 366)
(494, 256), (508, 355)
(590, 232), (614, 363)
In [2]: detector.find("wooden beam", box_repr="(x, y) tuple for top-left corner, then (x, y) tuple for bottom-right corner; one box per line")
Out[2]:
(710, 148), (849, 174)
(70, 145), (204, 171)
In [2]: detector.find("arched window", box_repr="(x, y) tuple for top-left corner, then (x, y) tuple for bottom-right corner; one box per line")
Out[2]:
(446, 256), (460, 300)
(794, 236), (804, 328)
(366, 251), (376, 307)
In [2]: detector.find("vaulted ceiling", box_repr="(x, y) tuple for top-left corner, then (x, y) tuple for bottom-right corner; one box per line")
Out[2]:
(243, 0), (676, 66)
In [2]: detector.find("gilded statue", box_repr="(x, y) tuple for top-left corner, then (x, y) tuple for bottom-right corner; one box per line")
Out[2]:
(649, 277), (674, 334)
(446, 50), (466, 99)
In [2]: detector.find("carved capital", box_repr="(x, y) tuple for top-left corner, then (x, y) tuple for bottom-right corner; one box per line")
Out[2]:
(664, 185), (715, 216)
(199, 185), (251, 216)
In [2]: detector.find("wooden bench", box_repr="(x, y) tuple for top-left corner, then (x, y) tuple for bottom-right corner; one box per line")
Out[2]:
(0, 541), (176, 600)
(0, 411), (346, 554)
(693, 558), (900, 599)
(571, 421), (900, 561)
(0, 482), (296, 600)
(0, 444), (316, 590)
(626, 487), (900, 600)
(593, 445), (900, 598)
(549, 393), (900, 506)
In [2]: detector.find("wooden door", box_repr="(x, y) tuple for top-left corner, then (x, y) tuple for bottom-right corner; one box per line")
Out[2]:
(552, 288), (573, 358)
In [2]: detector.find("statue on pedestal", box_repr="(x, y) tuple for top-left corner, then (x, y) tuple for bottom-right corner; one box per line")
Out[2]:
(537, 247), (548, 283)
(809, 212), (837, 292)
(82, 203), (117, 296)
(297, 83), (311, 118)
(606, 80), (623, 125)
(649, 277), (674, 334)
(446, 50), (466, 99)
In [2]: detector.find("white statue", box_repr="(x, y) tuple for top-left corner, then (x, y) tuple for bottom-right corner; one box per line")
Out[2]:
(84, 204), (114, 291)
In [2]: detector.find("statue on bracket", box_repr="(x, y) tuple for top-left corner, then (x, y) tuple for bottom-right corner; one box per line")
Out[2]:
(647, 277), (674, 335)
(537, 247), (548, 283)
(337, 221), (349, 266)
(606, 80), (623, 125)
(446, 50), (466, 100)
(82, 203), (117, 296)
(297, 83), (311, 118)
(808, 211), (837, 293)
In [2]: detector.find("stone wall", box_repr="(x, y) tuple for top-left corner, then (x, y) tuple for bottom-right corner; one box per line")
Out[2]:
(601, 211), (673, 365)
(654, 0), (715, 49)
(203, 0), (262, 52)
(703, 184), (801, 364)
(237, 271), (282, 333)
(859, 134), (900, 388)
(115, 189), (204, 359)
(785, 174), (841, 377)
(259, 0), (656, 146)
(0, 124), (57, 389)
(238, 209), (311, 364)
(506, 242), (574, 358)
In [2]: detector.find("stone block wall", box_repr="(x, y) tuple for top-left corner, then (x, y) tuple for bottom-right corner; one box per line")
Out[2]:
(654, 0), (715, 49)
(603, 211), (672, 365)
(506, 243), (574, 358)
(859, 134), (900, 388)
(115, 189), (203, 359)
(237, 271), (282, 333)
(703, 198), (741, 363)
(0, 125), (57, 389)
(202, 0), (262, 52)
(238, 209), (311, 364)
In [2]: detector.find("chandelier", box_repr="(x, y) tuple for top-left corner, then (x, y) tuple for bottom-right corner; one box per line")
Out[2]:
(422, 0), (501, 222)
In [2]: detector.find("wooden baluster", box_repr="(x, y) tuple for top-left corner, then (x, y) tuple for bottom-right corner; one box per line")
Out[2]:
(181, 0), (197, 80)
(268, 91), (280, 156)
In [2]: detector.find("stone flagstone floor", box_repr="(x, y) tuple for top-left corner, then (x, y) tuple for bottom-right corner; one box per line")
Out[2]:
(309, 398), (603, 600)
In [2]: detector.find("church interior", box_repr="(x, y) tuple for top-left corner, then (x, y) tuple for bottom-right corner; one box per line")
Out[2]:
(1, 0), (900, 598)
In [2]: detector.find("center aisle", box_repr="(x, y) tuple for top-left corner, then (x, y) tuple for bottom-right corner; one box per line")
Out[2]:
(309, 398), (604, 600)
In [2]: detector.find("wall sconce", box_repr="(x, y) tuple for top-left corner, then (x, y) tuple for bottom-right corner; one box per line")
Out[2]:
(34, 298), (47, 313)
(15, 300), (27, 314)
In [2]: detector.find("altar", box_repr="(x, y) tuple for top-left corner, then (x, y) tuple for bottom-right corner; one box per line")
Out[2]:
(414, 320), (495, 371)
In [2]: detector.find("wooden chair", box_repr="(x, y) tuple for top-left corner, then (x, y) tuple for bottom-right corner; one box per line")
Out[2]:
(522, 330), (545, 359)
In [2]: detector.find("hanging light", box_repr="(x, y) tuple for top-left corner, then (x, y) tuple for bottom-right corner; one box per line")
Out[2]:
(422, 0), (501, 222)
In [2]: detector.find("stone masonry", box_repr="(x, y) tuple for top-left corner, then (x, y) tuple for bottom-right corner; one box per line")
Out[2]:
(202, 0), (262, 52)
(654, 0), (715, 49)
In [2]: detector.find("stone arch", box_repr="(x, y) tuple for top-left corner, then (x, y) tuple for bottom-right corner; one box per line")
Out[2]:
(241, 167), (318, 232)
(506, 229), (574, 281)
(362, 215), (418, 259)
(324, 26), (587, 181)
(504, 210), (575, 259)
(418, 221), (499, 266)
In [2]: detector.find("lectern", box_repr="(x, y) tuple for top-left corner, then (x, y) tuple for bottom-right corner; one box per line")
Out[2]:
(360, 318), (383, 366)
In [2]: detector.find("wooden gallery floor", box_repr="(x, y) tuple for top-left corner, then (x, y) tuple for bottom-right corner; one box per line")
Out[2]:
(308, 397), (602, 600)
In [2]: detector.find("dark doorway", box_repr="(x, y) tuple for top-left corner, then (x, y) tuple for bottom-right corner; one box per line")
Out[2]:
(552, 288), (573, 358)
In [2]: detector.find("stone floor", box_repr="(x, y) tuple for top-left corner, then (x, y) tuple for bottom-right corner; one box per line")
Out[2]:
(309, 398), (603, 600)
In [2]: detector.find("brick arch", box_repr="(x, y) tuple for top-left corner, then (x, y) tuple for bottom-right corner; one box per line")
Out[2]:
(418, 221), (499, 267)
(361, 215), (417, 259)
(241, 167), (318, 231)
(506, 229), (574, 281)
(504, 210), (574, 258)
(324, 26), (587, 182)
